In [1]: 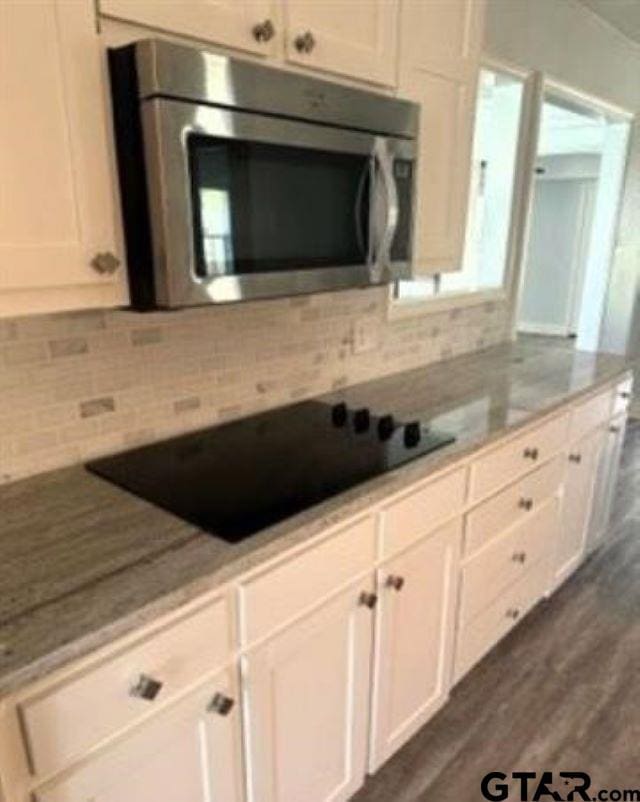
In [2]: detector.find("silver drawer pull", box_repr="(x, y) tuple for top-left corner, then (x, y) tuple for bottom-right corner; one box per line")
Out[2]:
(523, 447), (539, 460)
(208, 693), (235, 716)
(569, 453), (582, 464)
(91, 251), (120, 275)
(512, 551), (527, 564)
(518, 497), (533, 511)
(252, 19), (275, 43)
(385, 575), (405, 592)
(294, 30), (316, 53)
(506, 608), (520, 620)
(358, 591), (378, 609)
(609, 425), (620, 434)
(130, 674), (163, 701)
(620, 391), (631, 400)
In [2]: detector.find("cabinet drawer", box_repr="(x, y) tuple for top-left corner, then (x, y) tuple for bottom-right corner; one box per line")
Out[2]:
(569, 389), (613, 442)
(465, 456), (563, 557)
(239, 516), (376, 646)
(380, 467), (467, 559)
(32, 666), (242, 802)
(612, 376), (633, 417)
(454, 556), (549, 682)
(468, 413), (569, 502)
(460, 497), (559, 627)
(19, 597), (232, 779)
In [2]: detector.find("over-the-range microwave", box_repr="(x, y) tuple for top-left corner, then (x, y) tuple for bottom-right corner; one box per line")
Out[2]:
(108, 39), (419, 309)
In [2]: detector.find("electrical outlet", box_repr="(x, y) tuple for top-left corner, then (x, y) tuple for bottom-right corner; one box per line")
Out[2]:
(352, 318), (378, 355)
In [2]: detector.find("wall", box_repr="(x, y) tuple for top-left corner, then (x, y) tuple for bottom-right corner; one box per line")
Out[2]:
(0, 291), (509, 484)
(485, 0), (640, 110)
(518, 175), (596, 335)
(486, 0), (640, 362)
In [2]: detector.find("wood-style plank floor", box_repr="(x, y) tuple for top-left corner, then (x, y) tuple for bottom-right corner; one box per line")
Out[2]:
(354, 420), (640, 802)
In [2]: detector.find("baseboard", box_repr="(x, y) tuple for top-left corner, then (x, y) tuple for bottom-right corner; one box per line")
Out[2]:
(517, 322), (572, 336)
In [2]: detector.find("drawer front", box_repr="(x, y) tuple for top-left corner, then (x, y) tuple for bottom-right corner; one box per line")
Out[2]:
(239, 515), (376, 646)
(460, 497), (559, 627)
(380, 467), (467, 559)
(454, 556), (549, 682)
(469, 413), (569, 502)
(569, 389), (613, 442)
(20, 597), (231, 779)
(612, 376), (633, 417)
(465, 456), (563, 557)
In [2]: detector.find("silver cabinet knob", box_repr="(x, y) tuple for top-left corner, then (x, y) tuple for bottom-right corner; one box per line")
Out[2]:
(294, 30), (316, 53)
(609, 425), (620, 433)
(620, 391), (631, 400)
(91, 251), (121, 275)
(569, 453), (582, 464)
(252, 18), (275, 43)
(358, 591), (378, 609)
(518, 497), (533, 511)
(512, 551), (527, 564)
(523, 447), (539, 460)
(130, 674), (163, 701)
(208, 692), (235, 716)
(506, 608), (520, 620)
(385, 575), (405, 592)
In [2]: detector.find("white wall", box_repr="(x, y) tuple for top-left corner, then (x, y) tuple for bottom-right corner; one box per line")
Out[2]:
(485, 0), (640, 357)
(485, 0), (640, 111)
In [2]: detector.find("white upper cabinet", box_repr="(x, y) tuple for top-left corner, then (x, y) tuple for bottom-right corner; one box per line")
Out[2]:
(283, 0), (399, 86)
(99, 0), (280, 57)
(399, 0), (485, 274)
(0, 0), (127, 318)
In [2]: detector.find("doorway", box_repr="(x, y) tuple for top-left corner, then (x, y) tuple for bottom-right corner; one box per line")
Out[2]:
(516, 92), (630, 350)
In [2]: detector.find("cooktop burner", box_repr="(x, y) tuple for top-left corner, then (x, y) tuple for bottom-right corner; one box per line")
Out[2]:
(87, 400), (455, 542)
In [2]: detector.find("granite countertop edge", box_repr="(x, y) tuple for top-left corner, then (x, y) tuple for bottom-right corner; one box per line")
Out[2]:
(0, 349), (633, 696)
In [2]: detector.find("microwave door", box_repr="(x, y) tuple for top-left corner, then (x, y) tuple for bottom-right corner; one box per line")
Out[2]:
(140, 98), (380, 307)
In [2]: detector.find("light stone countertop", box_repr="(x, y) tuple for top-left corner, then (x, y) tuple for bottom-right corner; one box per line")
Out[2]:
(0, 338), (633, 696)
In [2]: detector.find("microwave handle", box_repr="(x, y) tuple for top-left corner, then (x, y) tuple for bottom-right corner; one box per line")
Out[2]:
(355, 158), (372, 262)
(371, 139), (399, 278)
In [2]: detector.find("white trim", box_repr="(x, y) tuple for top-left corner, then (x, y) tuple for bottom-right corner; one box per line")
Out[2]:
(543, 76), (634, 122)
(517, 322), (572, 337)
(387, 287), (507, 320)
(481, 53), (533, 81)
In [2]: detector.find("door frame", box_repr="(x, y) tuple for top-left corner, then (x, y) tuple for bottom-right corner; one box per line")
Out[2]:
(506, 71), (634, 343)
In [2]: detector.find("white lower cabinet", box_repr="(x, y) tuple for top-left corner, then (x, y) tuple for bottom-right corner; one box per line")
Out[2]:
(554, 426), (606, 587)
(369, 518), (462, 771)
(1, 379), (632, 802)
(587, 414), (628, 554)
(33, 669), (243, 802)
(241, 579), (374, 802)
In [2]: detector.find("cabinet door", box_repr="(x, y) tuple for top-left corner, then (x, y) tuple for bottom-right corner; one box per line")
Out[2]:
(0, 0), (127, 318)
(283, 0), (399, 87)
(587, 415), (627, 553)
(398, 0), (485, 274)
(242, 580), (374, 802)
(100, 0), (279, 56)
(369, 519), (462, 771)
(555, 428), (606, 586)
(33, 670), (243, 802)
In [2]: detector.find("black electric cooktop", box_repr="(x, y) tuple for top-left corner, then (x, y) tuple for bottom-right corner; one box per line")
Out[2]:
(87, 401), (455, 542)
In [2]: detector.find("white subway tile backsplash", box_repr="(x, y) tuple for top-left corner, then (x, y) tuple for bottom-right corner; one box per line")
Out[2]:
(0, 287), (509, 484)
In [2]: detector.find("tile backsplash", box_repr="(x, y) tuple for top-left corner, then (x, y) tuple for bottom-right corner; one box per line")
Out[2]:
(0, 288), (509, 484)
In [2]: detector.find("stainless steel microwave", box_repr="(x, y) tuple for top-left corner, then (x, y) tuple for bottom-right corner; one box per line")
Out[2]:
(108, 39), (419, 309)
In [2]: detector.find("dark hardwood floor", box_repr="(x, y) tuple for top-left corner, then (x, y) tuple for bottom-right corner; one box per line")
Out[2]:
(354, 420), (640, 802)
